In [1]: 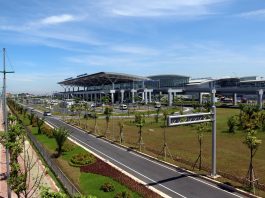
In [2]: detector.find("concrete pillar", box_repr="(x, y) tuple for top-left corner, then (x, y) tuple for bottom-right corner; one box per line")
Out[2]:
(199, 92), (203, 104)
(64, 88), (66, 92)
(258, 89), (263, 110)
(94, 93), (97, 103)
(131, 89), (136, 103)
(149, 91), (152, 103)
(142, 92), (144, 102)
(168, 89), (173, 106)
(144, 89), (148, 104)
(110, 90), (115, 104)
(72, 87), (74, 92)
(233, 93), (237, 106)
(120, 90), (124, 104)
(78, 87), (80, 91)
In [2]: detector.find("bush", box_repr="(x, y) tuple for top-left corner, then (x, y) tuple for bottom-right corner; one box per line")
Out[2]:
(69, 153), (96, 167)
(100, 182), (115, 192)
(114, 191), (131, 198)
(227, 116), (237, 133)
(62, 141), (76, 152)
(42, 126), (53, 138)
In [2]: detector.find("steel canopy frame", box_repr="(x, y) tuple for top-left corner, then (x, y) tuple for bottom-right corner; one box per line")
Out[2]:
(58, 72), (150, 87)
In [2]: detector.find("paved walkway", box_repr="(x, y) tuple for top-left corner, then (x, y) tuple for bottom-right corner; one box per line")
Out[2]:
(0, 101), (59, 197)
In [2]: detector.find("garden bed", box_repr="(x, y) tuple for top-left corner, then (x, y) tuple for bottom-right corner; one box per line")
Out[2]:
(81, 157), (161, 198)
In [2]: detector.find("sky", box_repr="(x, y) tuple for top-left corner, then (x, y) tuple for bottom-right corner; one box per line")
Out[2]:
(1, 0), (265, 94)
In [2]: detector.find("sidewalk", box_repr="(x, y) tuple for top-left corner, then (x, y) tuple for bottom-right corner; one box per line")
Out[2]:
(0, 101), (59, 197)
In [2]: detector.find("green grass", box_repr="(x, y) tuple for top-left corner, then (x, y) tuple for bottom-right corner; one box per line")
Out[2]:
(80, 173), (141, 198)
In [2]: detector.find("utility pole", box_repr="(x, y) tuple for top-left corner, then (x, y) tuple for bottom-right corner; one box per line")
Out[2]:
(1, 48), (14, 198)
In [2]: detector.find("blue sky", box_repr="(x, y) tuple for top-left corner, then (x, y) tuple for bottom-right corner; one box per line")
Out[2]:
(1, 0), (265, 94)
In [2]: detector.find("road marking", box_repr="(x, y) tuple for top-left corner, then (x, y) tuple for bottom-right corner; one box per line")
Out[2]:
(69, 135), (187, 198)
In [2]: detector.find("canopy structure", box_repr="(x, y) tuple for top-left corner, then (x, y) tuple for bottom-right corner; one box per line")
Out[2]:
(58, 72), (150, 87)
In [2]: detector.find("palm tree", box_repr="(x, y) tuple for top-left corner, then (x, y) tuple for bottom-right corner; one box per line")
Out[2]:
(104, 106), (113, 136)
(53, 127), (70, 157)
(28, 112), (35, 125)
(243, 130), (262, 194)
(36, 117), (44, 134)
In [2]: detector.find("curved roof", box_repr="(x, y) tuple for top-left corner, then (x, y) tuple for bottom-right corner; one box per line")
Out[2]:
(148, 74), (190, 79)
(58, 72), (150, 87)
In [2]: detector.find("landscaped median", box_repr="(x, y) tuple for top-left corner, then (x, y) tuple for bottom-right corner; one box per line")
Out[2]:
(8, 101), (161, 198)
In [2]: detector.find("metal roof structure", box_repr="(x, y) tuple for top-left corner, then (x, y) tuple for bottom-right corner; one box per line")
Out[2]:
(58, 72), (150, 87)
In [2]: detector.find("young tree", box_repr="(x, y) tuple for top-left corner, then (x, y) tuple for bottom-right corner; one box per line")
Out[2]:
(227, 116), (237, 133)
(119, 119), (125, 144)
(135, 113), (145, 152)
(193, 123), (206, 170)
(92, 108), (98, 135)
(159, 109), (173, 161)
(53, 127), (70, 157)
(104, 106), (113, 136)
(83, 103), (90, 130)
(243, 130), (262, 194)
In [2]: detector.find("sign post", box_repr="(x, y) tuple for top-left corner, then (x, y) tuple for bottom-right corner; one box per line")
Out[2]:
(167, 89), (217, 177)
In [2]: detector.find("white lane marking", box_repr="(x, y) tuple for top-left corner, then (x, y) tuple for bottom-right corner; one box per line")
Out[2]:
(69, 134), (186, 198)
(46, 117), (243, 198)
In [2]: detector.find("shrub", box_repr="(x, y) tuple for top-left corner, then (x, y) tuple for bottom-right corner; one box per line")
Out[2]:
(42, 126), (53, 138)
(114, 191), (131, 198)
(62, 141), (76, 152)
(70, 153), (96, 167)
(100, 182), (115, 192)
(227, 116), (237, 133)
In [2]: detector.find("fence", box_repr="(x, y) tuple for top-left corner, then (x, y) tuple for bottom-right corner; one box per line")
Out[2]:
(25, 127), (81, 196)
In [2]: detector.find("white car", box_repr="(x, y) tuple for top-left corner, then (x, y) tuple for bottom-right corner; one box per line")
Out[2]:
(120, 104), (127, 110)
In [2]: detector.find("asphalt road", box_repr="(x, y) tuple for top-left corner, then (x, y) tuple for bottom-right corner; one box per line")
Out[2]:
(31, 108), (247, 198)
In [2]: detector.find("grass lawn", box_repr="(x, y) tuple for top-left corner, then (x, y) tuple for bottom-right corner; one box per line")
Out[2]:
(80, 173), (141, 198)
(74, 108), (265, 196)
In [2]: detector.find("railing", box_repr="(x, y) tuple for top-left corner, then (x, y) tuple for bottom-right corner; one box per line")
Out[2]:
(8, 105), (81, 197)
(25, 127), (81, 197)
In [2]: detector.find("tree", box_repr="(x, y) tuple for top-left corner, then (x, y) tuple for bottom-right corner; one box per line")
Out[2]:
(104, 106), (113, 136)
(28, 112), (35, 125)
(53, 127), (70, 157)
(193, 123), (206, 170)
(119, 119), (125, 144)
(92, 108), (98, 135)
(36, 117), (45, 134)
(243, 130), (262, 194)
(83, 103), (90, 130)
(154, 107), (160, 123)
(159, 109), (173, 161)
(135, 113), (145, 152)
(227, 116), (237, 133)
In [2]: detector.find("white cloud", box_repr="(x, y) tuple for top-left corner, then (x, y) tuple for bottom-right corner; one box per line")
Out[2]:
(111, 45), (159, 55)
(40, 14), (76, 25)
(101, 0), (226, 17)
(237, 9), (265, 18)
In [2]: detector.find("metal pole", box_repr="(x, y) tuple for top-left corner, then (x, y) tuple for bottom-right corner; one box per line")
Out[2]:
(211, 89), (217, 177)
(2, 48), (11, 198)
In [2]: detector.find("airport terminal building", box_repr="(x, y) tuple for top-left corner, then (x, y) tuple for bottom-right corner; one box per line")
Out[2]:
(57, 72), (265, 107)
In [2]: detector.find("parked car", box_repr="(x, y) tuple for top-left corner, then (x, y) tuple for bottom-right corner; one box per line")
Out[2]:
(43, 111), (52, 116)
(154, 102), (161, 108)
(120, 104), (127, 110)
